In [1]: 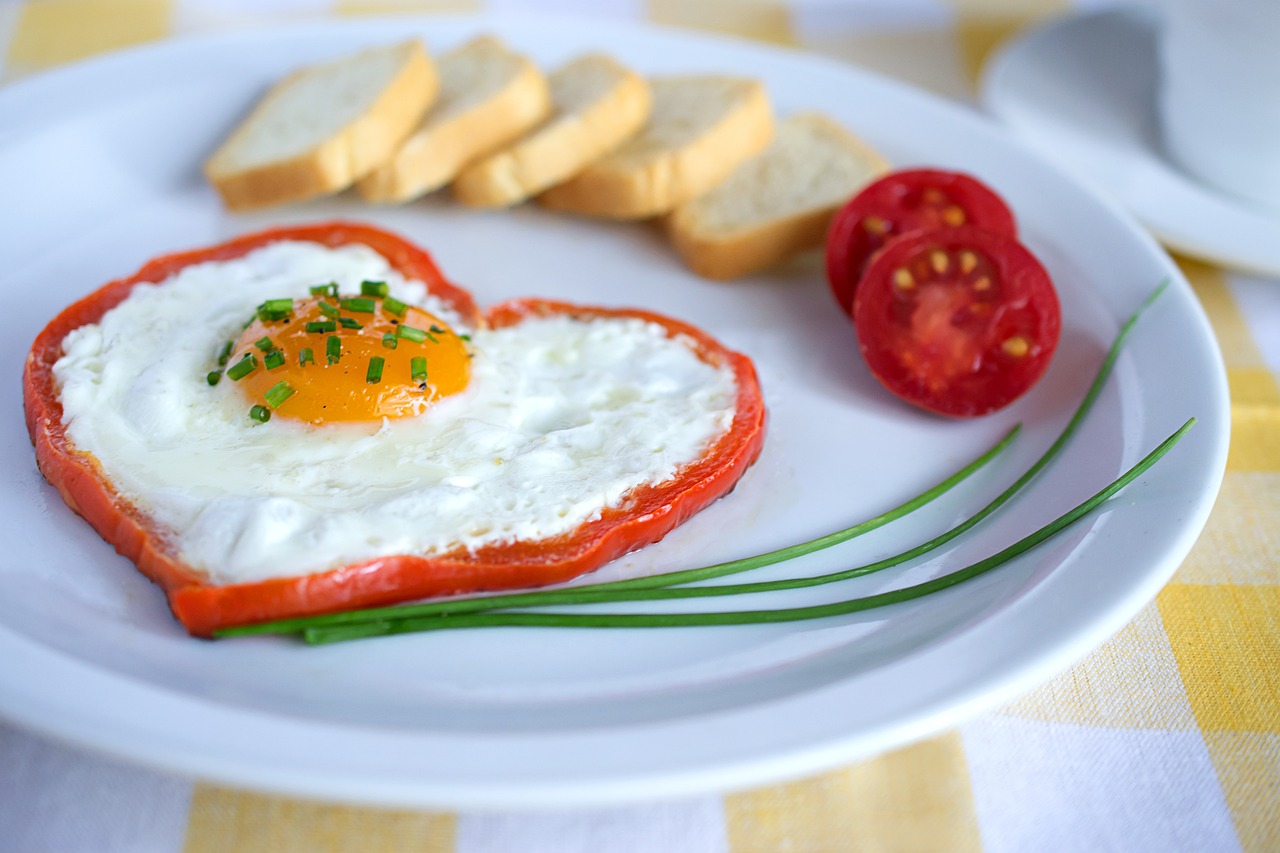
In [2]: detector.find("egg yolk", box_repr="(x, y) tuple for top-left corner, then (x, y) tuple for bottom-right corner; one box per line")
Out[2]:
(226, 291), (471, 424)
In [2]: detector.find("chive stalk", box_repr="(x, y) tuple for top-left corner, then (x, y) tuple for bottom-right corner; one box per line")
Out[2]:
(341, 297), (376, 314)
(225, 353), (257, 381)
(382, 296), (408, 317)
(397, 325), (428, 343)
(299, 348), (314, 366)
(248, 405), (271, 423)
(306, 321), (336, 334)
(326, 336), (341, 365)
(410, 356), (427, 382)
(264, 381), (295, 409)
(361, 280), (390, 297)
(367, 356), (385, 384)
(382, 333), (398, 350)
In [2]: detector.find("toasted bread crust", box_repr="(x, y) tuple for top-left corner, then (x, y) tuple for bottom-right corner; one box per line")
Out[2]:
(451, 54), (651, 208)
(357, 37), (551, 203)
(538, 78), (774, 220)
(205, 41), (437, 211)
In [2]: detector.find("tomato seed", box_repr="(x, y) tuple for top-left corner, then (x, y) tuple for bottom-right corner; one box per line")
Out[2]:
(1002, 336), (1030, 357)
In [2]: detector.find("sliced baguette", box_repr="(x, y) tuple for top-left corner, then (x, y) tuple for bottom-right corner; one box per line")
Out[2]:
(666, 113), (891, 280)
(538, 76), (774, 219)
(205, 40), (437, 211)
(357, 36), (551, 203)
(451, 54), (651, 208)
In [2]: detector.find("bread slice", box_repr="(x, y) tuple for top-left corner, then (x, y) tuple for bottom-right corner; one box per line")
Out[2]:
(357, 36), (551, 203)
(204, 40), (436, 211)
(451, 54), (651, 208)
(666, 113), (890, 280)
(538, 76), (774, 219)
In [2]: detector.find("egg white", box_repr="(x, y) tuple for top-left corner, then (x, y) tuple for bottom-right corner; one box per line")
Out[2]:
(53, 241), (740, 584)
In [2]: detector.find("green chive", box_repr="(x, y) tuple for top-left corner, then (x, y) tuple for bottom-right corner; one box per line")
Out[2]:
(459, 334), (472, 342)
(226, 353), (258, 381)
(326, 335), (341, 365)
(299, 348), (314, 366)
(264, 350), (286, 370)
(257, 298), (293, 321)
(397, 324), (428, 343)
(366, 356), (384, 384)
(339, 317), (363, 330)
(310, 283), (339, 298)
(216, 340), (233, 366)
(305, 321), (336, 334)
(264, 381), (295, 409)
(248, 405), (271, 423)
(340, 297), (376, 314)
(206, 371), (222, 386)
(381, 295), (408, 317)
(318, 300), (340, 319)
(253, 336), (274, 352)
(410, 356), (427, 382)
(381, 332), (398, 349)
(361, 280), (389, 297)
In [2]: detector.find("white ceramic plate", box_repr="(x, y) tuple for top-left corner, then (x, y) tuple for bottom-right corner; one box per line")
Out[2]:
(0, 15), (1229, 808)
(980, 7), (1280, 279)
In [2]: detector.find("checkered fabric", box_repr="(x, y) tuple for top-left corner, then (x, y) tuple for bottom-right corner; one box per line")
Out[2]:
(1, 1), (1275, 851)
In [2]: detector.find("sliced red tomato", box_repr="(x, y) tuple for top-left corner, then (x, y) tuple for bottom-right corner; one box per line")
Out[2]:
(23, 224), (766, 636)
(826, 169), (1018, 316)
(852, 226), (1060, 417)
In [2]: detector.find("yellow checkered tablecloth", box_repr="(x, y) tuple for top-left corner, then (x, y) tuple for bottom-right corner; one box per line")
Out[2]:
(1, 1), (1276, 851)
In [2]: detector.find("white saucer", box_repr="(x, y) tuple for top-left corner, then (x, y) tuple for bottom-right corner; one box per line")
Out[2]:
(980, 8), (1280, 279)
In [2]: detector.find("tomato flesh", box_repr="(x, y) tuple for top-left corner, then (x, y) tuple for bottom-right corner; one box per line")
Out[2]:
(826, 169), (1018, 316)
(853, 226), (1060, 417)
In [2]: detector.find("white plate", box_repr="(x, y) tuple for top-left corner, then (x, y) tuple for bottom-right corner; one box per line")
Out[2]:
(0, 15), (1229, 808)
(980, 7), (1280, 279)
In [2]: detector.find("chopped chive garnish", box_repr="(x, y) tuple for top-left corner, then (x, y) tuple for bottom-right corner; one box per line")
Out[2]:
(340, 297), (376, 313)
(206, 371), (222, 386)
(410, 356), (427, 382)
(257, 298), (293, 321)
(318, 300), (340, 319)
(361, 280), (389, 297)
(460, 334), (472, 342)
(381, 332), (398, 349)
(397, 324), (428, 343)
(381, 296), (408, 317)
(326, 336), (341, 365)
(226, 353), (258, 381)
(429, 325), (445, 334)
(299, 348), (314, 366)
(305, 321), (336, 334)
(310, 283), (339, 298)
(248, 405), (271, 423)
(366, 356), (385, 384)
(264, 381), (295, 409)
(264, 350), (286, 370)
(254, 336), (274, 352)
(339, 317), (363, 330)
(216, 340), (233, 366)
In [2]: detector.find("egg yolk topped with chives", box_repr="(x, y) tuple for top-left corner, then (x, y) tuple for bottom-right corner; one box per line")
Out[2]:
(223, 285), (470, 424)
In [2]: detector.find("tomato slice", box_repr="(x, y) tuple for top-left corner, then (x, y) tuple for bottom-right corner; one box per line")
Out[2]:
(852, 226), (1060, 417)
(826, 169), (1018, 316)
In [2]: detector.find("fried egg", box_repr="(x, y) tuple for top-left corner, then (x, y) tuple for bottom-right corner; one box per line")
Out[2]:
(52, 240), (739, 585)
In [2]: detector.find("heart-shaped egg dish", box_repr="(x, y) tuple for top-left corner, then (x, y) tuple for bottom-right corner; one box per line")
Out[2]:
(24, 223), (766, 636)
